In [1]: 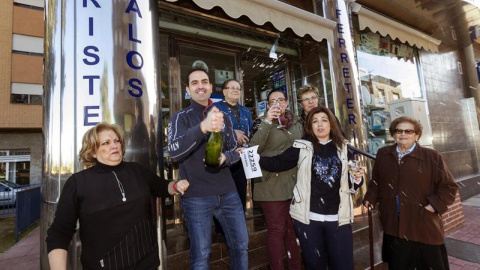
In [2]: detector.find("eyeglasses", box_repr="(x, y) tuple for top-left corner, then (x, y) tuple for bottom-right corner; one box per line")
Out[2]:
(268, 98), (287, 105)
(394, 129), (415, 135)
(225, 86), (242, 91)
(299, 96), (319, 103)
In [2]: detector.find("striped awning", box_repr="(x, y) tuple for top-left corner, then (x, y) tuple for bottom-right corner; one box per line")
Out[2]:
(165, 0), (337, 45)
(355, 5), (441, 52)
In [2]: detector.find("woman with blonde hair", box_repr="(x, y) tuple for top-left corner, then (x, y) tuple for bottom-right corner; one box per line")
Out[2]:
(297, 84), (320, 124)
(47, 123), (189, 269)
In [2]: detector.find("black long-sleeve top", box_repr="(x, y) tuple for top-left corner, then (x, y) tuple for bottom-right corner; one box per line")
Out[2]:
(260, 141), (359, 215)
(46, 161), (171, 269)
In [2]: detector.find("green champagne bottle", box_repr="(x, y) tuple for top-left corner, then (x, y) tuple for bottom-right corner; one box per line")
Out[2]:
(205, 131), (223, 167)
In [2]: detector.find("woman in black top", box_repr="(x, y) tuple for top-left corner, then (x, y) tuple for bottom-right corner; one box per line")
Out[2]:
(260, 106), (364, 270)
(46, 123), (189, 270)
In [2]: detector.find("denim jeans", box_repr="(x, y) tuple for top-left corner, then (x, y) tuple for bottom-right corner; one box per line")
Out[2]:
(182, 191), (249, 270)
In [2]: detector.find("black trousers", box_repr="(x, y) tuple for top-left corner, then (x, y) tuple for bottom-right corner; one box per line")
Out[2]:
(293, 220), (354, 270)
(383, 234), (450, 270)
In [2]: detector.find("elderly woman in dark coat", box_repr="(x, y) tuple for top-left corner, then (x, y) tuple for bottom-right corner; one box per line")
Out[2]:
(363, 116), (458, 270)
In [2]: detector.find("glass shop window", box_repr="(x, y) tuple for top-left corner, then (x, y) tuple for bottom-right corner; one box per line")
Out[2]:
(355, 30), (425, 154)
(0, 149), (31, 185)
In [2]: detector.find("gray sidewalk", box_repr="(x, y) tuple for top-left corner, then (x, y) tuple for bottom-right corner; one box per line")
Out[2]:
(446, 193), (480, 270)
(0, 226), (39, 270)
(1, 193), (480, 269)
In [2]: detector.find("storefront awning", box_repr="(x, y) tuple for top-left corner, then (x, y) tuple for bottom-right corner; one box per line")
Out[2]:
(166, 0), (337, 45)
(355, 5), (441, 53)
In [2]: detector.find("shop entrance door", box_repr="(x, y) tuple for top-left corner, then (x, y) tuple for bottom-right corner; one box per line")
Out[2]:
(158, 35), (300, 248)
(159, 37), (239, 236)
(157, 34), (336, 261)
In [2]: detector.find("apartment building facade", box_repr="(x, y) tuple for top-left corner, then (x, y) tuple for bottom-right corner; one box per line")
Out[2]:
(0, 0), (44, 185)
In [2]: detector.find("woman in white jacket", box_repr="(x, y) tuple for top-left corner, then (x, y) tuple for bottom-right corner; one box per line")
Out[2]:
(259, 106), (363, 270)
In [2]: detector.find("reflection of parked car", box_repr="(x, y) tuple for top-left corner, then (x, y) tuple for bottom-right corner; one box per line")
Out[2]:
(0, 180), (24, 207)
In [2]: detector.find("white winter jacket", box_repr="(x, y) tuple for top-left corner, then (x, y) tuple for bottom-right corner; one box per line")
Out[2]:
(289, 139), (354, 226)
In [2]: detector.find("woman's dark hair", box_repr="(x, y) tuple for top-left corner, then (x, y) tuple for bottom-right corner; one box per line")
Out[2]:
(221, 79), (240, 90)
(304, 106), (345, 150)
(267, 89), (287, 102)
(389, 116), (423, 139)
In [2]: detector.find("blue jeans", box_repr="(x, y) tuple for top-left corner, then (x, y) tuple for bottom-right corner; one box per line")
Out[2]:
(182, 191), (249, 269)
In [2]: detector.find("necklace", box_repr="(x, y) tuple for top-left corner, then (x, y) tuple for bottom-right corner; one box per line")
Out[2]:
(112, 171), (126, 202)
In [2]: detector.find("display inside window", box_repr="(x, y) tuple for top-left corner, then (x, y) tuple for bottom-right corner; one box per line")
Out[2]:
(356, 30), (424, 154)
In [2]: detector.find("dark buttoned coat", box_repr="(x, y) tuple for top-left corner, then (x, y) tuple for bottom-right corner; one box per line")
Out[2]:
(364, 144), (458, 245)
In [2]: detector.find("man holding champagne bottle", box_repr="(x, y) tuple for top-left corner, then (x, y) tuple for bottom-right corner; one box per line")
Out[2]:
(167, 68), (249, 269)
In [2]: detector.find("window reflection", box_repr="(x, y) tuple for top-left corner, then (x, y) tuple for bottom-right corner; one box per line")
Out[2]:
(356, 32), (424, 154)
(358, 51), (422, 99)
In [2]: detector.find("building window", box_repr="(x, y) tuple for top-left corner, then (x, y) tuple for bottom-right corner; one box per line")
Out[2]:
(12, 34), (44, 55)
(0, 149), (31, 185)
(11, 94), (28, 104)
(11, 83), (43, 105)
(11, 94), (42, 105)
(30, 94), (43, 104)
(355, 30), (425, 154)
